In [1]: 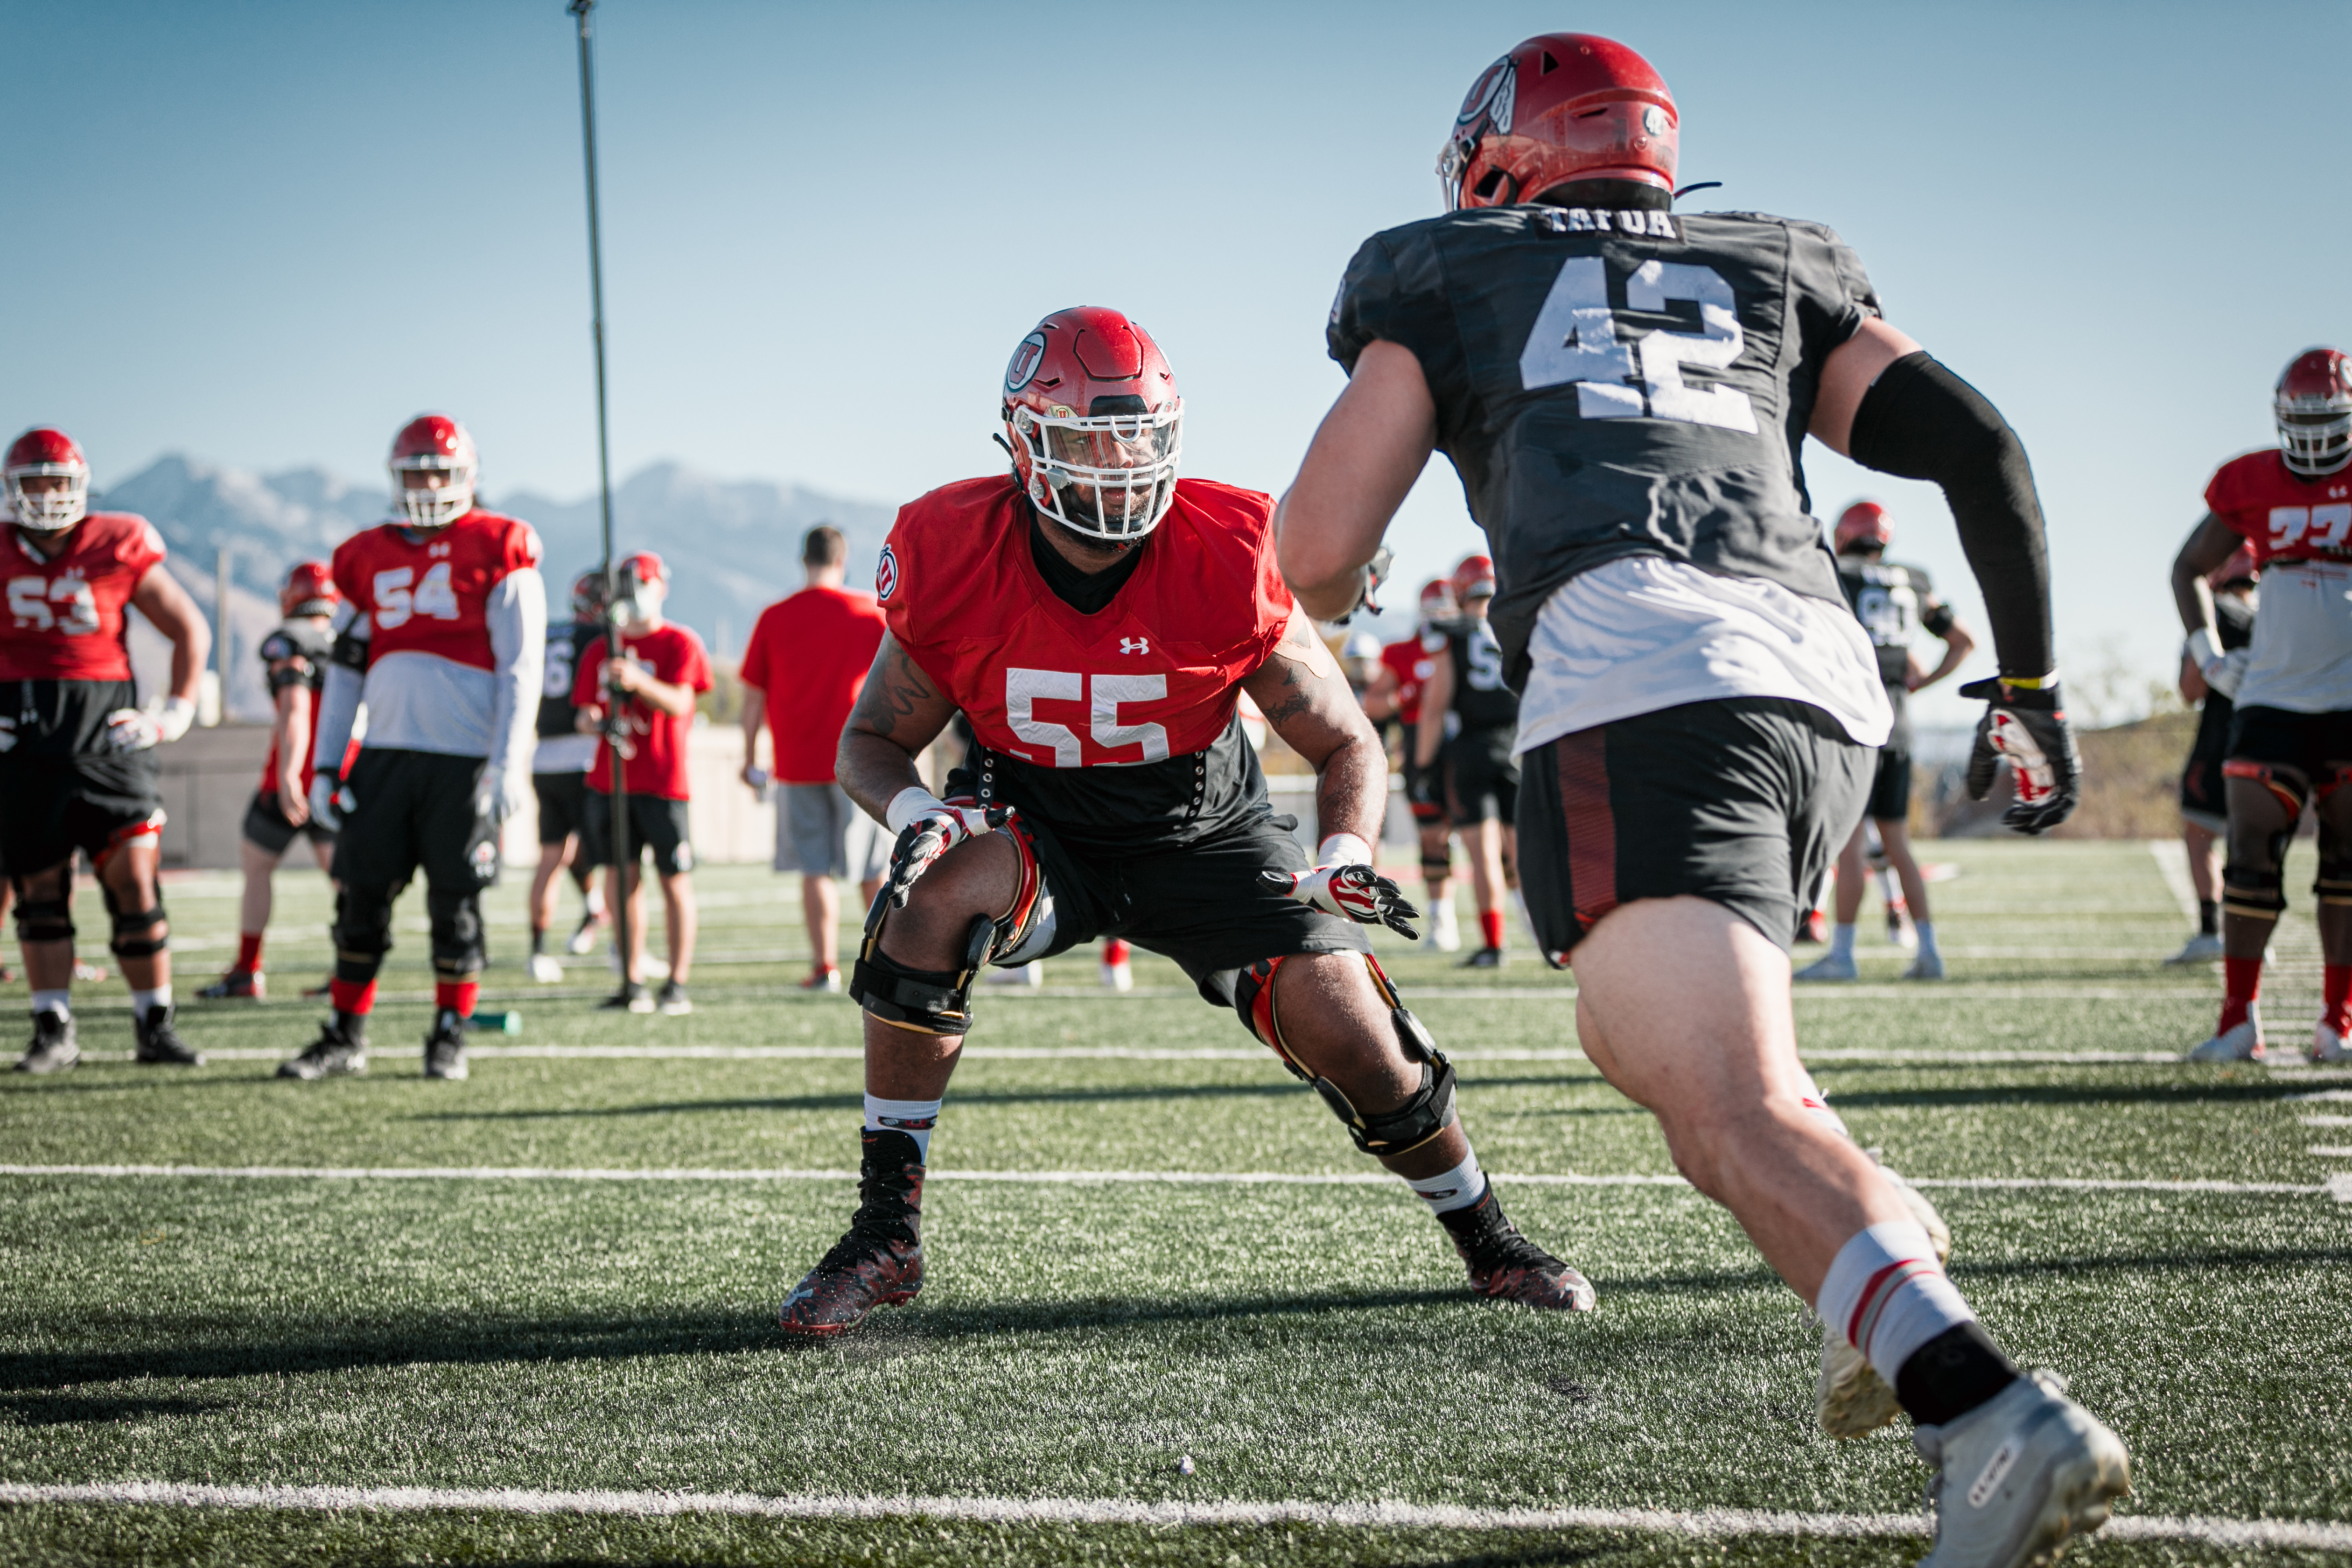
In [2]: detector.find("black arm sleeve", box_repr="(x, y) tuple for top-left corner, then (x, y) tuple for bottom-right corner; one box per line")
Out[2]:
(1847, 352), (2053, 680)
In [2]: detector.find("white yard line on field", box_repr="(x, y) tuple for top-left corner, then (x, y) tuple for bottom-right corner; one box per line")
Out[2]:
(70, 1043), (2288, 1066)
(2146, 838), (2202, 924)
(3, 1163), (2344, 1202)
(0, 1480), (2345, 1552)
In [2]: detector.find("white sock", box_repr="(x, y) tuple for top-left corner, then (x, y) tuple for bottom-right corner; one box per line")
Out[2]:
(1405, 1151), (1486, 1214)
(1828, 923), (1857, 961)
(132, 986), (172, 1014)
(1914, 921), (1939, 958)
(864, 1094), (942, 1162)
(30, 989), (70, 1019)
(1794, 1067), (1852, 1141)
(1817, 1220), (1976, 1386)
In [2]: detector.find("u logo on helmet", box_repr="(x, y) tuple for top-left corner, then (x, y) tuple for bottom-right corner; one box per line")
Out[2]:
(875, 544), (900, 602)
(1005, 333), (1048, 395)
(1457, 54), (1516, 135)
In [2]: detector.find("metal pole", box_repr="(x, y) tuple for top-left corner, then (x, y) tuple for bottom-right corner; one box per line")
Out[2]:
(212, 546), (231, 727)
(570, 0), (632, 985)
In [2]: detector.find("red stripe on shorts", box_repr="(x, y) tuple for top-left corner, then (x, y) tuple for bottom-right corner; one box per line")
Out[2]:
(1555, 729), (1617, 931)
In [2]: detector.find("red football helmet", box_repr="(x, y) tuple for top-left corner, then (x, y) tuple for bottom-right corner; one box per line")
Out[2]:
(1451, 553), (1497, 602)
(2276, 348), (2352, 476)
(619, 550), (665, 590)
(1834, 501), (1892, 555)
(280, 560), (341, 618)
(388, 413), (478, 529)
(2209, 544), (2259, 589)
(1001, 306), (1183, 544)
(1417, 577), (1458, 621)
(5, 427), (91, 532)
(572, 568), (610, 622)
(1439, 34), (1678, 211)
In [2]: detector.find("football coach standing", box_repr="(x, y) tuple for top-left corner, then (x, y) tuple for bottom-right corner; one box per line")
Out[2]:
(740, 525), (889, 992)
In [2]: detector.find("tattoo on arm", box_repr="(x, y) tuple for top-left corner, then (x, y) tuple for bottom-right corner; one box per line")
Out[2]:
(857, 641), (938, 740)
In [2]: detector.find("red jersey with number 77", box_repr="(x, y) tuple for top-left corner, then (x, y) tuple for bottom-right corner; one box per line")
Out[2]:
(330, 509), (542, 672)
(2206, 448), (2352, 567)
(0, 512), (168, 682)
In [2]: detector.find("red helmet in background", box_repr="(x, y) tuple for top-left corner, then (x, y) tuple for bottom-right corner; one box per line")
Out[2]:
(619, 550), (666, 590)
(2276, 348), (2352, 476)
(2208, 544), (2260, 589)
(1417, 577), (1458, 623)
(1001, 306), (1183, 545)
(572, 569), (610, 622)
(388, 414), (478, 529)
(5, 426), (91, 532)
(1451, 553), (1497, 602)
(280, 560), (340, 618)
(1439, 34), (1678, 211)
(1834, 501), (1892, 555)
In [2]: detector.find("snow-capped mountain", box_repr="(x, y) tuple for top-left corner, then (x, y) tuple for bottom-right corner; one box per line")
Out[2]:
(95, 455), (896, 720)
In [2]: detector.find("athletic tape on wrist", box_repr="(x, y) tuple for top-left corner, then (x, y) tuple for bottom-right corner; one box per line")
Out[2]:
(886, 786), (949, 836)
(1316, 832), (1372, 868)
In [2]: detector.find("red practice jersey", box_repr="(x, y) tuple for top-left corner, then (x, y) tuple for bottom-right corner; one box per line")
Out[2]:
(881, 476), (1290, 770)
(2206, 449), (2352, 568)
(1379, 633), (1441, 727)
(331, 509), (542, 673)
(574, 621), (713, 801)
(0, 512), (167, 683)
(740, 585), (887, 785)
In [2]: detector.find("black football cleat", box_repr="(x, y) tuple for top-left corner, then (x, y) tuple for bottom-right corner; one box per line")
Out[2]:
(599, 981), (654, 1014)
(279, 1017), (367, 1080)
(1461, 946), (1506, 970)
(13, 1011), (79, 1075)
(1438, 1183), (1596, 1311)
(778, 1129), (926, 1336)
(133, 1004), (204, 1065)
(423, 1010), (469, 1080)
(196, 969), (265, 1001)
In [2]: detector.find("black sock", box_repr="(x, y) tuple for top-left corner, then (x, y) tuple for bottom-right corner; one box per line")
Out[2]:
(1895, 1322), (2019, 1427)
(2198, 899), (2219, 937)
(530, 926), (546, 955)
(333, 1010), (369, 1046)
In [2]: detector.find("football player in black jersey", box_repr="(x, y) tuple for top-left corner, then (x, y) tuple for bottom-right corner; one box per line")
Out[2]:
(1796, 502), (1975, 983)
(1274, 33), (2121, 1566)
(2165, 545), (2258, 965)
(1413, 554), (1521, 966)
(526, 571), (612, 980)
(199, 563), (343, 1002)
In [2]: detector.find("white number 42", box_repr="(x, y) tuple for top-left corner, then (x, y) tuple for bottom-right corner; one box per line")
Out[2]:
(1518, 257), (1758, 433)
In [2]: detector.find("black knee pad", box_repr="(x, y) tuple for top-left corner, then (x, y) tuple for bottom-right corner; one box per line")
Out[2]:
(12, 896), (75, 945)
(1234, 952), (1458, 1157)
(2316, 842), (2352, 908)
(333, 885), (399, 980)
(2222, 864), (2288, 920)
(108, 903), (168, 960)
(851, 912), (995, 1036)
(1419, 856), (1451, 880)
(427, 887), (486, 979)
(1320, 1054), (1460, 1160)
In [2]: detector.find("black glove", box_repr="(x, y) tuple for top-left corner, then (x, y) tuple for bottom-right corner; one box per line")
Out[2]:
(1959, 677), (2079, 835)
(1261, 862), (1421, 941)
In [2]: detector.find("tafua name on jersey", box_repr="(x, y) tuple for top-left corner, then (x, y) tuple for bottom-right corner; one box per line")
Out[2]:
(880, 476), (1289, 769)
(332, 510), (542, 672)
(1, 512), (168, 683)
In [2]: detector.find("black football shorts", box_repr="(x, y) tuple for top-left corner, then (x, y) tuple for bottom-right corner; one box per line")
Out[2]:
(243, 788), (335, 857)
(2225, 704), (2352, 787)
(2177, 697), (2235, 832)
(533, 769), (591, 847)
(1445, 727), (1520, 827)
(1516, 697), (1870, 963)
(0, 679), (165, 875)
(581, 789), (694, 877)
(330, 748), (501, 894)
(1864, 745), (1913, 823)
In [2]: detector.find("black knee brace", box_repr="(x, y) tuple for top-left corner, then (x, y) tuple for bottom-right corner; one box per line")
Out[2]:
(333, 884), (399, 981)
(107, 903), (168, 960)
(12, 896), (75, 945)
(852, 912), (996, 1036)
(1420, 856), (1451, 881)
(2222, 864), (2287, 921)
(427, 886), (487, 979)
(1233, 953), (1461, 1158)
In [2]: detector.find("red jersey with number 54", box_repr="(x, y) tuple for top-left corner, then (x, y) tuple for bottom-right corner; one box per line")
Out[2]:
(331, 509), (542, 672)
(0, 512), (168, 682)
(2206, 448), (2352, 567)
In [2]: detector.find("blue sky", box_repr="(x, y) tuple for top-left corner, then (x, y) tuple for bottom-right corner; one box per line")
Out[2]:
(7, 0), (2346, 723)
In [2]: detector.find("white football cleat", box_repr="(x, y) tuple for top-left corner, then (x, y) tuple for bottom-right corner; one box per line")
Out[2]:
(2187, 1006), (2265, 1062)
(2163, 931), (2224, 966)
(1914, 1370), (2130, 1568)
(2312, 1021), (2352, 1064)
(1818, 1175), (1955, 1440)
(1905, 950), (1946, 981)
(1424, 900), (1462, 953)
(985, 961), (1044, 989)
(528, 953), (565, 984)
(1100, 957), (1133, 993)
(1795, 951), (1858, 983)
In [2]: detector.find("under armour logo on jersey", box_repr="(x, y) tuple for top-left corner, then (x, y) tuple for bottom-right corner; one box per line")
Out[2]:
(429, 541), (452, 558)
(1120, 637), (1149, 655)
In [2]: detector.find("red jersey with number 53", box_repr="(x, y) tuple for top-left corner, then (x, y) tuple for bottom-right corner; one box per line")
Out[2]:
(879, 475), (1290, 847)
(2206, 448), (2352, 567)
(1, 512), (168, 682)
(332, 509), (541, 672)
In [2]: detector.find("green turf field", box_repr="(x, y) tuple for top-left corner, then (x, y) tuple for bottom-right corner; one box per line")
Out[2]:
(2, 839), (2347, 1566)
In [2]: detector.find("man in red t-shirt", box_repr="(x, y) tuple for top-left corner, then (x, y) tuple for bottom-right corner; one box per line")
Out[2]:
(574, 551), (713, 1015)
(738, 525), (889, 991)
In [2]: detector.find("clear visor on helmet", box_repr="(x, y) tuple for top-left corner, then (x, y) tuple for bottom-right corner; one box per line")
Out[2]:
(4, 466), (90, 532)
(2278, 400), (2352, 476)
(392, 457), (476, 528)
(1013, 400), (1183, 542)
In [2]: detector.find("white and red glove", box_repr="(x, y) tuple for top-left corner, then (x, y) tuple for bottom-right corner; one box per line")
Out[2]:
(309, 773), (355, 832)
(1960, 677), (2080, 835)
(881, 787), (1009, 909)
(1262, 833), (1421, 940)
(101, 697), (196, 754)
(2185, 628), (2249, 701)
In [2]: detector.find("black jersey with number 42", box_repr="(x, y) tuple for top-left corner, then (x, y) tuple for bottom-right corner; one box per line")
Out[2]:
(1329, 204), (1882, 686)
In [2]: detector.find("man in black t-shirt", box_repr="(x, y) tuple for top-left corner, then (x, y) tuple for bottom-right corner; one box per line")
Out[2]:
(1413, 554), (1520, 965)
(525, 571), (611, 981)
(1798, 503), (1974, 983)
(2166, 544), (2259, 964)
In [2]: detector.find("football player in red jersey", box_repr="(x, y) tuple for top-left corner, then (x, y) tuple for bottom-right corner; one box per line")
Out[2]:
(279, 415), (545, 1081)
(2172, 348), (2352, 1063)
(1360, 578), (1463, 951)
(1275, 36), (2127, 1562)
(199, 562), (344, 1001)
(3, 427), (210, 1072)
(776, 307), (1591, 1337)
